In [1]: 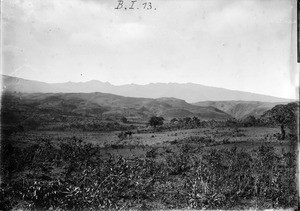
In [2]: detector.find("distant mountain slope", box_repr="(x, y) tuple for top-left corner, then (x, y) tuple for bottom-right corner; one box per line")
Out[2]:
(193, 101), (289, 119)
(1, 75), (291, 103)
(1, 92), (232, 128)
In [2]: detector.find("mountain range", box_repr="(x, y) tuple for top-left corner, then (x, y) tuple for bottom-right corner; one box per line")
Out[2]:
(1, 75), (291, 103)
(1, 75), (294, 123)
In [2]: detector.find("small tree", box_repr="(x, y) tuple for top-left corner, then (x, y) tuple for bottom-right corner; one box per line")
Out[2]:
(192, 116), (200, 126)
(148, 116), (164, 128)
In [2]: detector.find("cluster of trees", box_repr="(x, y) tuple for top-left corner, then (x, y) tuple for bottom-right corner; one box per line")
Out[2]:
(147, 116), (206, 130)
(148, 116), (165, 128)
(66, 121), (134, 132)
(170, 116), (201, 126)
(147, 116), (238, 130)
(146, 102), (298, 141)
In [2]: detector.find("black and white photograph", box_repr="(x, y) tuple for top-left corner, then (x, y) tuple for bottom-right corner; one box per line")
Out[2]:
(1, 0), (299, 210)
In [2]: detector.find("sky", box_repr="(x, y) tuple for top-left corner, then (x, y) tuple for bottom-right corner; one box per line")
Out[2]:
(1, 0), (298, 99)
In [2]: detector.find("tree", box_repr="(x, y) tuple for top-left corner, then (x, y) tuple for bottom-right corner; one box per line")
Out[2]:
(192, 116), (200, 126)
(261, 102), (299, 140)
(148, 116), (165, 128)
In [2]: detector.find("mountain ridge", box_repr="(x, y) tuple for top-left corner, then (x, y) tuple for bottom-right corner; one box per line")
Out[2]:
(1, 75), (293, 103)
(1, 92), (232, 131)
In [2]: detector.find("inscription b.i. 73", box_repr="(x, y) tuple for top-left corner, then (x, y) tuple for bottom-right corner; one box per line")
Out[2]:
(115, 0), (157, 10)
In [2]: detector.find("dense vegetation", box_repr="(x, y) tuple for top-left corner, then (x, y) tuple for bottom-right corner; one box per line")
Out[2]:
(1, 137), (297, 210)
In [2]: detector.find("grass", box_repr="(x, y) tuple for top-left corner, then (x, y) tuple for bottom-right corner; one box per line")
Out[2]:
(1, 126), (298, 210)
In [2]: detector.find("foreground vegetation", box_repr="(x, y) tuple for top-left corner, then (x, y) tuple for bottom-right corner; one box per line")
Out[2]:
(1, 137), (297, 210)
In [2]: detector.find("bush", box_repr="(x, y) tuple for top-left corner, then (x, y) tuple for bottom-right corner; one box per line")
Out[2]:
(148, 116), (165, 128)
(1, 140), (297, 210)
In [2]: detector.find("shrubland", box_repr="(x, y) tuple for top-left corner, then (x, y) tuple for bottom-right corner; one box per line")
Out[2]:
(1, 137), (297, 210)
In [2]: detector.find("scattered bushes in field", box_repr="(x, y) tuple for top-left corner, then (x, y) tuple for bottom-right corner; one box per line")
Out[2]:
(161, 117), (270, 132)
(1, 139), (165, 210)
(1, 139), (297, 210)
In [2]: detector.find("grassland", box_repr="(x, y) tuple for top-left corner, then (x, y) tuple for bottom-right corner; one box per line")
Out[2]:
(7, 127), (293, 154)
(1, 124), (298, 210)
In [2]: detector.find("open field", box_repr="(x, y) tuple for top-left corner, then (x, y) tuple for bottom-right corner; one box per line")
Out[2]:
(2, 124), (298, 211)
(9, 126), (292, 152)
(6, 126), (294, 164)
(2, 124), (297, 210)
(8, 127), (282, 144)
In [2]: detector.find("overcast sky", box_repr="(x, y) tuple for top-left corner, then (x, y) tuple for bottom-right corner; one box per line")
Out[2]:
(2, 0), (298, 99)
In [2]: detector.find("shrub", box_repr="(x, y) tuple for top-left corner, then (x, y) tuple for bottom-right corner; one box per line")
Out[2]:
(1, 140), (297, 210)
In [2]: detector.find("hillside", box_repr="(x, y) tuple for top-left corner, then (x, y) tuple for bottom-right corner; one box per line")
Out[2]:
(1, 75), (291, 103)
(193, 101), (289, 119)
(1, 92), (232, 131)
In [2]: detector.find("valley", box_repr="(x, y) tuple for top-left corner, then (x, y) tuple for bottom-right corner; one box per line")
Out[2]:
(0, 82), (298, 210)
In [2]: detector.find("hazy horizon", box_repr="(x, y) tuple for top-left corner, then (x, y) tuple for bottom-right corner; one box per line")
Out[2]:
(2, 74), (296, 101)
(2, 0), (298, 99)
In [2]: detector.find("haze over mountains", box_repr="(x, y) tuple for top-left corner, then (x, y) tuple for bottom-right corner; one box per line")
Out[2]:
(1, 75), (294, 120)
(1, 75), (291, 103)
